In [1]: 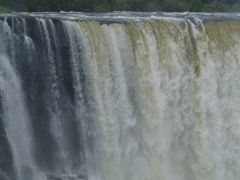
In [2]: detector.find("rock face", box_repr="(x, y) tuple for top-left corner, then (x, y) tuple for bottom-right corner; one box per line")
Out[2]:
(0, 12), (240, 180)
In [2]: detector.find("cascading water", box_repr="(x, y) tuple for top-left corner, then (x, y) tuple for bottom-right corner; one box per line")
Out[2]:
(0, 12), (240, 180)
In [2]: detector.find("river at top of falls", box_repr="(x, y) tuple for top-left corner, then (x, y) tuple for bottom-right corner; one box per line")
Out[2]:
(0, 12), (240, 180)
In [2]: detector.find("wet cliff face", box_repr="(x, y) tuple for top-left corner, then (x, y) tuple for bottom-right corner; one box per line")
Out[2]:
(0, 12), (240, 180)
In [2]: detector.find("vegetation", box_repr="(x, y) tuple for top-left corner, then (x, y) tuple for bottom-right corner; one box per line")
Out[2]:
(0, 6), (11, 12)
(0, 0), (240, 12)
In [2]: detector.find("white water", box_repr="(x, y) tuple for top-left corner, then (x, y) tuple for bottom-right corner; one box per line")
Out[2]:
(0, 13), (240, 180)
(0, 55), (46, 180)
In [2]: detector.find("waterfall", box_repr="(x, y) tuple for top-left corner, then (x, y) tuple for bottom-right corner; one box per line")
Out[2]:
(0, 12), (240, 180)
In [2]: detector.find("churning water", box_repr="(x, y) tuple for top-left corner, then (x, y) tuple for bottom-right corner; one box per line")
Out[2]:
(0, 12), (240, 180)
